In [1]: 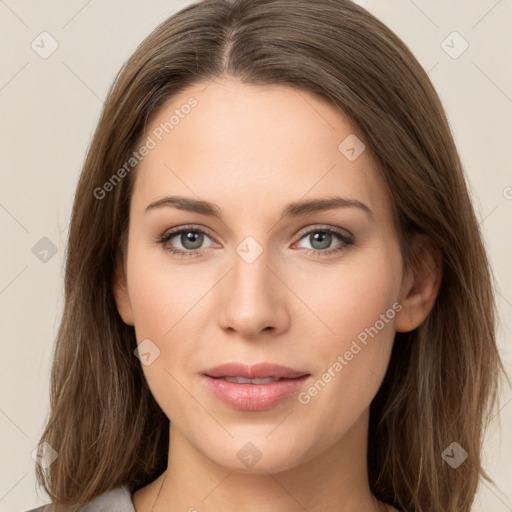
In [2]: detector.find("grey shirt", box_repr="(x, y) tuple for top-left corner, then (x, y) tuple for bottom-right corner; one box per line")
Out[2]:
(24, 485), (135, 512)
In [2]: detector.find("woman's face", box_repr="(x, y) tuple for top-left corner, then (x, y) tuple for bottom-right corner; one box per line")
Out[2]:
(114, 78), (412, 473)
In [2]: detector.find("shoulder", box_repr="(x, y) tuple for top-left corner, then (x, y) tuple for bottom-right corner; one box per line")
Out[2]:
(23, 485), (135, 512)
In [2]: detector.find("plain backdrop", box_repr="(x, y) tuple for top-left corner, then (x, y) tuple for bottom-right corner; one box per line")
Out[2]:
(0, 1), (511, 511)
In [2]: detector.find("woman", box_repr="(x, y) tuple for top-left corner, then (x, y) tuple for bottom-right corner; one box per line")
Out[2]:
(28, 0), (504, 511)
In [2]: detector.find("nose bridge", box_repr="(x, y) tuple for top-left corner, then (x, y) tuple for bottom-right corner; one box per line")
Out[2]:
(218, 235), (288, 336)
(231, 237), (277, 308)
(233, 241), (272, 294)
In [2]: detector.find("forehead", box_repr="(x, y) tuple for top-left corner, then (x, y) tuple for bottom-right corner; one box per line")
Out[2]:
(131, 78), (390, 222)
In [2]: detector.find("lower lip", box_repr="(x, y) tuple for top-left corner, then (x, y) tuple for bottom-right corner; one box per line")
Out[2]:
(202, 375), (310, 411)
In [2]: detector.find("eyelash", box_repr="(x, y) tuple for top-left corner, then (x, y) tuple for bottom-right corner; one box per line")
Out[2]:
(156, 224), (354, 259)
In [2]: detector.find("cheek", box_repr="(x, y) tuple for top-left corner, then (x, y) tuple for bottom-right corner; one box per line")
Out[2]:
(292, 244), (402, 408)
(125, 249), (210, 419)
(126, 244), (216, 339)
(125, 243), (221, 388)
(294, 252), (402, 431)
(291, 246), (402, 352)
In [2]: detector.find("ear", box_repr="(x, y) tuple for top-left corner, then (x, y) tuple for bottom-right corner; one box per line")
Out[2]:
(395, 233), (442, 333)
(112, 254), (135, 326)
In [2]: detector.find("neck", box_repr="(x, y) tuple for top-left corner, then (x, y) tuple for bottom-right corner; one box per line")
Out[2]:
(138, 408), (387, 512)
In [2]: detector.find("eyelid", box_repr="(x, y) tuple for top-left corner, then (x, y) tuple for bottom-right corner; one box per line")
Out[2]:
(160, 224), (216, 240)
(294, 224), (353, 241)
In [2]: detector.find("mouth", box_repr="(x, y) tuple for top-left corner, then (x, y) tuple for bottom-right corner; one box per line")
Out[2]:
(211, 376), (289, 384)
(201, 362), (311, 411)
(202, 362), (309, 380)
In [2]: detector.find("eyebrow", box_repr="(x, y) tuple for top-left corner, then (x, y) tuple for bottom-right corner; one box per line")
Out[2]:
(144, 195), (374, 219)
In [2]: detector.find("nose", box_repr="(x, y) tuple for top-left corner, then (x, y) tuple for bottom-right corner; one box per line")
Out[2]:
(218, 246), (290, 339)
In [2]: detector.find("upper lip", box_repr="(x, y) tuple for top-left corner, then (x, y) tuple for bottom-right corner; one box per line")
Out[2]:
(203, 362), (309, 379)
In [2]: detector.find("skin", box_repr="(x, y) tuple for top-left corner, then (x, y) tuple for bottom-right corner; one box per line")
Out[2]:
(113, 77), (441, 512)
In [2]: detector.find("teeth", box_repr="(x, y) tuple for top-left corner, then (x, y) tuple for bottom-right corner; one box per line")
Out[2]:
(223, 376), (281, 384)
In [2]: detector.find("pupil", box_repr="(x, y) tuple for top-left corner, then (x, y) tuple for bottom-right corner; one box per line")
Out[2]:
(182, 231), (203, 250)
(311, 232), (331, 250)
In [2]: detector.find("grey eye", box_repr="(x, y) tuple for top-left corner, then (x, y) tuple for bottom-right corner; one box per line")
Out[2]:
(169, 230), (212, 251)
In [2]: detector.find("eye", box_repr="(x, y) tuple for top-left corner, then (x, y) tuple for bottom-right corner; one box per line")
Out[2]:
(157, 224), (354, 258)
(157, 225), (215, 258)
(294, 226), (354, 256)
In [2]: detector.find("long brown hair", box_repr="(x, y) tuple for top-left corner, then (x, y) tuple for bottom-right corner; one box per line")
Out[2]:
(35, 1), (505, 510)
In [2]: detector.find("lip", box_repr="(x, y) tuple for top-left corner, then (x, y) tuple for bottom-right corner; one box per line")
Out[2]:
(202, 362), (308, 379)
(201, 362), (311, 411)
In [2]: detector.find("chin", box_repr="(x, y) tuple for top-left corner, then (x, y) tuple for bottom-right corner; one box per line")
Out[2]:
(199, 436), (314, 475)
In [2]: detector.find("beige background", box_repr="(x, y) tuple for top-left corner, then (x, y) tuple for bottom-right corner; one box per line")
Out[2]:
(0, 1), (511, 511)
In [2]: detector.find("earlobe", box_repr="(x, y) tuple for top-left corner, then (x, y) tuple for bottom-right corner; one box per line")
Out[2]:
(112, 256), (135, 326)
(395, 234), (442, 333)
